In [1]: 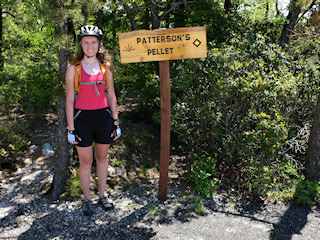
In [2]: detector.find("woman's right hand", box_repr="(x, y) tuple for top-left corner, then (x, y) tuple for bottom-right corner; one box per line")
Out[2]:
(68, 130), (81, 144)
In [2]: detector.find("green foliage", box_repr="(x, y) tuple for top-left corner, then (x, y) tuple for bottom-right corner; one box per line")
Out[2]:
(123, 180), (138, 191)
(237, 0), (284, 21)
(187, 152), (219, 197)
(130, 132), (147, 147)
(192, 196), (207, 213)
(113, 62), (160, 123)
(63, 170), (82, 199)
(294, 180), (320, 206)
(0, 73), (22, 112)
(2, 0), (320, 205)
(148, 204), (160, 215)
(244, 159), (301, 202)
(139, 168), (148, 175)
(111, 159), (126, 167)
(2, 2), (59, 115)
(171, 33), (318, 200)
(0, 119), (30, 170)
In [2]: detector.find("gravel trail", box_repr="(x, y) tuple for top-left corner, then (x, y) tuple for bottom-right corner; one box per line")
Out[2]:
(1, 153), (319, 240)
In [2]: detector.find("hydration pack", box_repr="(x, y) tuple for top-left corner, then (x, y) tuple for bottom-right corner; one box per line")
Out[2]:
(74, 61), (109, 96)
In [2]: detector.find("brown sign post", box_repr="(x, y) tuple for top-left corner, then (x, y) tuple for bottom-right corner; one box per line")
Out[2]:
(119, 27), (207, 200)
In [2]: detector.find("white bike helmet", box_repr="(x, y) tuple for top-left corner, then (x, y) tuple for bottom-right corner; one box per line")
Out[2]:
(78, 25), (103, 41)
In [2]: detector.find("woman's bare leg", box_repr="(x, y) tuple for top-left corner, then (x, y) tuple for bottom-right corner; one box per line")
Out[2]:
(76, 146), (93, 200)
(94, 143), (110, 197)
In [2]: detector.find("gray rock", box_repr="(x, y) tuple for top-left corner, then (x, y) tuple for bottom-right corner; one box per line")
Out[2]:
(42, 143), (54, 157)
(29, 145), (38, 154)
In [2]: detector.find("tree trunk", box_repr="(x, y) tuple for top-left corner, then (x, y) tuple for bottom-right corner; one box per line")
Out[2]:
(224, 0), (232, 13)
(45, 96), (72, 200)
(97, 8), (104, 30)
(123, 3), (139, 30)
(151, 3), (160, 29)
(279, 1), (301, 46)
(45, 19), (73, 201)
(265, 1), (269, 19)
(0, 1), (3, 71)
(276, 0), (280, 16)
(305, 94), (320, 181)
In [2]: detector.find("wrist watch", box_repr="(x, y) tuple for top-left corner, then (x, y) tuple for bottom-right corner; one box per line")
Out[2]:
(113, 118), (120, 123)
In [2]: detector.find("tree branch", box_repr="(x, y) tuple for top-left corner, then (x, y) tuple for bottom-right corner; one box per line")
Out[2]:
(297, 0), (318, 22)
(2, 10), (17, 18)
(159, 0), (195, 21)
(123, 3), (139, 30)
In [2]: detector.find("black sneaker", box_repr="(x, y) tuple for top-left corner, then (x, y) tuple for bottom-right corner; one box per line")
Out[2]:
(98, 196), (114, 210)
(81, 199), (94, 216)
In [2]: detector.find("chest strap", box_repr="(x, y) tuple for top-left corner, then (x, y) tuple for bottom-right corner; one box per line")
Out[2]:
(79, 81), (106, 96)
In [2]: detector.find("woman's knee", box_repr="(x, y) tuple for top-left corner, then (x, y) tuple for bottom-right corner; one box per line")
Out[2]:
(95, 154), (108, 164)
(77, 146), (93, 169)
(94, 144), (109, 164)
(79, 157), (93, 169)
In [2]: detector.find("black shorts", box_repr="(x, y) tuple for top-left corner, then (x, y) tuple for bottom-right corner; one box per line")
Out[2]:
(74, 107), (113, 147)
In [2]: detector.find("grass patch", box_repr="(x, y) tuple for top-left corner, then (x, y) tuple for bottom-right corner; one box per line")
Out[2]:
(148, 204), (160, 215)
(192, 196), (206, 214)
(123, 180), (138, 191)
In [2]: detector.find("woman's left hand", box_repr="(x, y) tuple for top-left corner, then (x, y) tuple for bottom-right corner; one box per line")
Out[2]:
(111, 124), (121, 141)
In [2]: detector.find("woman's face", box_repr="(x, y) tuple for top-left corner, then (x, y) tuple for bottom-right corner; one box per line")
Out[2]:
(81, 36), (99, 58)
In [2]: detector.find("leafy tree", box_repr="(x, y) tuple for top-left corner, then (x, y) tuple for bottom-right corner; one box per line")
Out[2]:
(1, 0), (58, 114)
(0, 0), (59, 168)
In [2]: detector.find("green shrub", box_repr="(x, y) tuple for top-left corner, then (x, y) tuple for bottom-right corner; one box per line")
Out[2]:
(0, 72), (22, 113)
(21, 66), (58, 114)
(63, 170), (82, 199)
(0, 119), (30, 170)
(171, 34), (318, 199)
(294, 180), (320, 206)
(187, 152), (219, 197)
(243, 158), (302, 202)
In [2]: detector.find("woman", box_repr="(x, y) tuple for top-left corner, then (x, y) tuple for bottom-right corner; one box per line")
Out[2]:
(65, 25), (121, 216)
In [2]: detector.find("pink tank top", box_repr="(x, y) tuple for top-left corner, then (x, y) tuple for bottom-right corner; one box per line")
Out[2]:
(74, 66), (109, 110)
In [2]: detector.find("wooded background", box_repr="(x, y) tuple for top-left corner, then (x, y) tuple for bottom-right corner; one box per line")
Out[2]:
(1, 0), (320, 205)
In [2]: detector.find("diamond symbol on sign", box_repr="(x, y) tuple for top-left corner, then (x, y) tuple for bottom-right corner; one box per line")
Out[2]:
(193, 39), (202, 47)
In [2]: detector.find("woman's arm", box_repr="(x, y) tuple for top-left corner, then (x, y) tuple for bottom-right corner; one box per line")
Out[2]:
(107, 69), (119, 121)
(65, 64), (76, 131)
(106, 69), (120, 141)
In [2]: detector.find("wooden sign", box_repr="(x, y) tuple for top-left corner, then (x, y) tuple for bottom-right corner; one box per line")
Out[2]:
(119, 26), (207, 63)
(118, 26), (207, 201)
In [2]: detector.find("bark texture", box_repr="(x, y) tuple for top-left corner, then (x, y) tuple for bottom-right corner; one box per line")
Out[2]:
(279, 1), (301, 46)
(306, 94), (320, 181)
(45, 18), (73, 201)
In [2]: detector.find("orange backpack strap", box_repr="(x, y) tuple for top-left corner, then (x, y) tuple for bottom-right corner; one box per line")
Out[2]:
(74, 61), (82, 94)
(99, 61), (109, 91)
